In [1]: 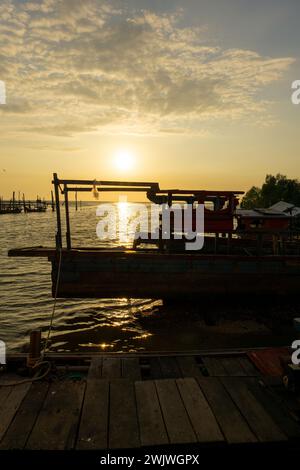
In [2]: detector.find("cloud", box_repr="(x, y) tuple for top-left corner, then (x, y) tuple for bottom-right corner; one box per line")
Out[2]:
(0, 0), (295, 136)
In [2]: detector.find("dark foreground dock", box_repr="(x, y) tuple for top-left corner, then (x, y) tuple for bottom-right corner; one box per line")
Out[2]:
(1, 350), (300, 451)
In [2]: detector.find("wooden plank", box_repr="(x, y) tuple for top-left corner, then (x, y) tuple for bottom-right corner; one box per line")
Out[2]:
(149, 357), (162, 379)
(0, 382), (49, 449)
(109, 379), (140, 449)
(201, 357), (228, 376)
(246, 378), (300, 440)
(26, 380), (85, 450)
(177, 378), (224, 443)
(219, 357), (247, 376)
(88, 356), (102, 379)
(135, 381), (168, 447)
(155, 379), (197, 444)
(197, 377), (256, 444)
(238, 356), (259, 376)
(221, 377), (287, 442)
(122, 358), (141, 380)
(0, 383), (31, 442)
(0, 386), (12, 407)
(76, 379), (109, 450)
(176, 356), (202, 377)
(159, 357), (181, 378)
(102, 357), (121, 379)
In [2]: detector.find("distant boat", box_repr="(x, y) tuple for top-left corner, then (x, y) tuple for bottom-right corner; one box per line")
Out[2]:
(0, 191), (22, 214)
(24, 205), (47, 213)
(0, 207), (22, 215)
(23, 197), (47, 213)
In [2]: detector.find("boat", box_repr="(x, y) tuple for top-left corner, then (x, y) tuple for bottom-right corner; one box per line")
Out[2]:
(23, 197), (47, 213)
(0, 207), (22, 214)
(7, 173), (300, 299)
(0, 192), (22, 214)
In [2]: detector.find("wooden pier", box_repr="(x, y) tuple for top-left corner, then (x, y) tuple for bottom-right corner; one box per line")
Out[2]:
(1, 350), (300, 451)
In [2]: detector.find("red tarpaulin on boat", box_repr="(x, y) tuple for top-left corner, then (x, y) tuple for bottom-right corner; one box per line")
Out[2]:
(247, 348), (290, 376)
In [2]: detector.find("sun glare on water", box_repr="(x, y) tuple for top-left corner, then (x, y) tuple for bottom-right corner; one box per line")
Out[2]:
(114, 149), (135, 172)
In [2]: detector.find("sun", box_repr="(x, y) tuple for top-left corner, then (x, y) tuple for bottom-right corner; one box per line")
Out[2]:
(114, 149), (135, 172)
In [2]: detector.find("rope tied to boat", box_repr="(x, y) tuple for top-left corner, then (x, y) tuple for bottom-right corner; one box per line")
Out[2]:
(0, 361), (52, 387)
(41, 247), (63, 359)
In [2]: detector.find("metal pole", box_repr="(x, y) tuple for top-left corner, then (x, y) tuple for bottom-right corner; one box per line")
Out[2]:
(64, 184), (71, 249)
(53, 173), (62, 249)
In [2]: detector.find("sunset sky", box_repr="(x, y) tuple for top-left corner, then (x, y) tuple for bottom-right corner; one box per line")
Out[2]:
(1, 0), (300, 199)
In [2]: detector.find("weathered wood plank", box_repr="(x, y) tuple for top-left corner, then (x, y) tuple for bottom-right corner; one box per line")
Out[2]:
(155, 379), (197, 444)
(102, 357), (121, 379)
(176, 356), (201, 377)
(159, 357), (181, 378)
(0, 382), (49, 449)
(109, 379), (140, 449)
(219, 357), (247, 376)
(246, 378), (300, 440)
(26, 380), (85, 450)
(76, 379), (109, 450)
(122, 358), (141, 381)
(221, 377), (287, 442)
(197, 377), (256, 444)
(201, 357), (228, 376)
(88, 356), (103, 379)
(0, 383), (31, 442)
(0, 386), (12, 408)
(135, 381), (168, 447)
(177, 378), (224, 443)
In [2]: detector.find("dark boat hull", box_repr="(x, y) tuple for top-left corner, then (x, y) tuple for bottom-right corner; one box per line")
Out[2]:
(49, 250), (300, 298)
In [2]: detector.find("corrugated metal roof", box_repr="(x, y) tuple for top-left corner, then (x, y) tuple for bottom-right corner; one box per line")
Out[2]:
(237, 201), (300, 218)
(236, 208), (290, 218)
(236, 209), (260, 217)
(268, 201), (294, 212)
(256, 208), (290, 217)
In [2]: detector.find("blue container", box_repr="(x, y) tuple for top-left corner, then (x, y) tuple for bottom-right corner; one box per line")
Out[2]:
(293, 318), (300, 332)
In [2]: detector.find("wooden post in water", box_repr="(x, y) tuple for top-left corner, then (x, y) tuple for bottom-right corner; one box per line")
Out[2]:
(51, 190), (55, 211)
(53, 173), (62, 248)
(27, 330), (41, 369)
(75, 187), (78, 211)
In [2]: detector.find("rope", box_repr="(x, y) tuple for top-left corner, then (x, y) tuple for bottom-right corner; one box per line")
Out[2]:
(0, 248), (63, 387)
(0, 361), (52, 387)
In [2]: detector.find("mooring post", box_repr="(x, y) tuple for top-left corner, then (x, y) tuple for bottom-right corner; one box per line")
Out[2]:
(27, 329), (41, 369)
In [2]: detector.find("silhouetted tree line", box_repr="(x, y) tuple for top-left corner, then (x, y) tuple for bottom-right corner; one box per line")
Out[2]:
(241, 174), (300, 209)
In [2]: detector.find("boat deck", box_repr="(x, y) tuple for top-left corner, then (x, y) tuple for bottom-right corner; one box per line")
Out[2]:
(1, 350), (300, 451)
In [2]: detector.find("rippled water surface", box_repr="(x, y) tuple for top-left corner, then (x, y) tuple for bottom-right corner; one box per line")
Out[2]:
(0, 203), (295, 353)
